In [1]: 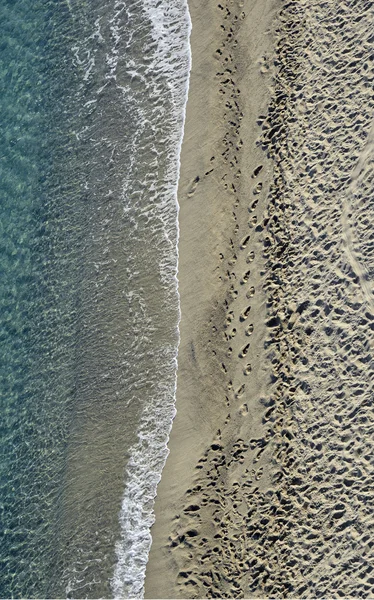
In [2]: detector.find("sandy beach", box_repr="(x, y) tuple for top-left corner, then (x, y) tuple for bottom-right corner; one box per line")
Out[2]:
(145, 0), (374, 597)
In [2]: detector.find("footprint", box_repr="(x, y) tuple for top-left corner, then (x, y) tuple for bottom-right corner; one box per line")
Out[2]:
(243, 364), (252, 375)
(225, 311), (234, 327)
(251, 165), (263, 178)
(240, 270), (251, 284)
(240, 306), (251, 321)
(248, 215), (258, 228)
(229, 285), (238, 298)
(246, 286), (255, 298)
(253, 182), (263, 195)
(246, 251), (255, 263)
(240, 234), (251, 249)
(235, 384), (245, 398)
(239, 343), (250, 358)
(187, 175), (200, 197)
(184, 504), (201, 513)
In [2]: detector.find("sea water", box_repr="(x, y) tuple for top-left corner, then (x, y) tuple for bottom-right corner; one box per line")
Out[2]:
(0, 0), (191, 597)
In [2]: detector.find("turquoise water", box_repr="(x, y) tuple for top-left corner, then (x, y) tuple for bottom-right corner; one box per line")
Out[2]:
(0, 0), (190, 597)
(0, 2), (78, 596)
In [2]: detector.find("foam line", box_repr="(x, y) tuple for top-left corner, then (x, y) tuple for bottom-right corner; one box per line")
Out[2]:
(111, 0), (191, 597)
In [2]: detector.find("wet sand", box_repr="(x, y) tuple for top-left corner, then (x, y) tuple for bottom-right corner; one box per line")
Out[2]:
(144, 0), (277, 596)
(145, 0), (374, 597)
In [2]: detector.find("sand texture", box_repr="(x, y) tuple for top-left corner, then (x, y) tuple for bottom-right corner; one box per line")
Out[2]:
(145, 0), (374, 598)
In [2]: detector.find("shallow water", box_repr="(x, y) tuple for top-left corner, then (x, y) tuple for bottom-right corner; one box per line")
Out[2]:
(0, 0), (190, 597)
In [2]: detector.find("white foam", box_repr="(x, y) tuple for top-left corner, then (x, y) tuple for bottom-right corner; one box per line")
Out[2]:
(111, 0), (191, 598)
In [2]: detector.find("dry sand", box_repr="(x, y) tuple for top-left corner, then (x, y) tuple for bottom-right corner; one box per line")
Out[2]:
(145, 0), (374, 598)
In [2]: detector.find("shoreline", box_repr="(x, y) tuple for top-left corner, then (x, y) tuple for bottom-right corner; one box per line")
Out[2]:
(145, 0), (374, 597)
(144, 0), (278, 597)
